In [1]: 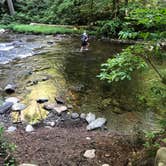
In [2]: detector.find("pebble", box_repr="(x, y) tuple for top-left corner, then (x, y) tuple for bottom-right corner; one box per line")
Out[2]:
(19, 164), (38, 166)
(83, 149), (96, 159)
(6, 126), (17, 132)
(102, 164), (109, 166)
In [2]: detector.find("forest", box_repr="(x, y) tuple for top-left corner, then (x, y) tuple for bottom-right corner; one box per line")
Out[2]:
(0, 0), (165, 165)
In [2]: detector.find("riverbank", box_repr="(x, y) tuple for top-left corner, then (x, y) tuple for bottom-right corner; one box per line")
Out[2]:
(5, 123), (135, 166)
(0, 23), (89, 35)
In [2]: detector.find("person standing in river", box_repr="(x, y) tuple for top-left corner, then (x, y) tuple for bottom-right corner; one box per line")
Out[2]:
(80, 31), (89, 52)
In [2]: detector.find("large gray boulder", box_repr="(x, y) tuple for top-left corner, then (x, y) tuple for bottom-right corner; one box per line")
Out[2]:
(86, 118), (106, 131)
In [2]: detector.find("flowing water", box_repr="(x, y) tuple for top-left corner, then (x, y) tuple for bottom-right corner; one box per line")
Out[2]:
(0, 33), (162, 135)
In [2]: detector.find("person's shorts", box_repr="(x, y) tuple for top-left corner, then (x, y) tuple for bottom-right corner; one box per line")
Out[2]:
(81, 41), (87, 46)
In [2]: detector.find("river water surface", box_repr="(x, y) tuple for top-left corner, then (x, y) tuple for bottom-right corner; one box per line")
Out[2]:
(0, 34), (162, 135)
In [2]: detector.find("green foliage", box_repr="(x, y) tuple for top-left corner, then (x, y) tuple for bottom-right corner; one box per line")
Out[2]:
(97, 44), (148, 83)
(0, 126), (16, 165)
(118, 30), (138, 39)
(96, 18), (121, 37)
(127, 8), (166, 29)
(6, 24), (81, 35)
(143, 119), (166, 157)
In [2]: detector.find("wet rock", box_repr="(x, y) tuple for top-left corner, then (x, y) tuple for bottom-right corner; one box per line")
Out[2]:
(53, 105), (67, 115)
(55, 97), (65, 104)
(43, 103), (57, 111)
(41, 76), (49, 81)
(71, 113), (79, 119)
(45, 121), (55, 127)
(27, 80), (38, 86)
(0, 102), (13, 114)
(67, 104), (73, 109)
(25, 125), (34, 132)
(47, 41), (54, 45)
(4, 84), (16, 93)
(83, 149), (96, 159)
(5, 97), (20, 104)
(36, 98), (48, 104)
(86, 118), (106, 131)
(69, 84), (85, 92)
(6, 126), (17, 132)
(86, 113), (96, 124)
(80, 113), (86, 119)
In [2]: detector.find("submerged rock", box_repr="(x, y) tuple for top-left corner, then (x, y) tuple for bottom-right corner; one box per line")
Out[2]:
(4, 84), (16, 93)
(83, 149), (96, 159)
(86, 113), (96, 124)
(86, 118), (106, 131)
(43, 103), (57, 110)
(55, 97), (65, 104)
(25, 125), (34, 132)
(36, 98), (48, 104)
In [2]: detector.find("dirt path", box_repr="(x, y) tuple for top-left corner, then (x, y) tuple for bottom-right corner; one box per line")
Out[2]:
(6, 124), (134, 166)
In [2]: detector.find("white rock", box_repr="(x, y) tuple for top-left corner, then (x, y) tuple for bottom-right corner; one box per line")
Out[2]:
(54, 105), (67, 114)
(25, 125), (34, 132)
(6, 126), (17, 132)
(46, 121), (55, 127)
(86, 118), (106, 131)
(19, 164), (38, 166)
(80, 113), (86, 119)
(86, 113), (96, 124)
(0, 29), (5, 33)
(5, 97), (20, 104)
(83, 149), (96, 159)
(86, 137), (91, 140)
(102, 164), (110, 166)
(12, 103), (26, 111)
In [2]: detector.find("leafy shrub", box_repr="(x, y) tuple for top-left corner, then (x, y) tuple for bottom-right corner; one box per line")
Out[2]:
(0, 126), (16, 165)
(96, 18), (122, 37)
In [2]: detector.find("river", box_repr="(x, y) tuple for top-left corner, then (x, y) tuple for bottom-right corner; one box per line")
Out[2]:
(0, 33), (162, 135)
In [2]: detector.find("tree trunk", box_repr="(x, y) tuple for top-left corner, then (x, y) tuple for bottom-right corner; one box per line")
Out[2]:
(7, 0), (15, 15)
(112, 0), (119, 18)
(125, 0), (128, 16)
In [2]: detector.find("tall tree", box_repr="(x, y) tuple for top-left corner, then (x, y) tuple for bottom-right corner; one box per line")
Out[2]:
(6, 0), (15, 15)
